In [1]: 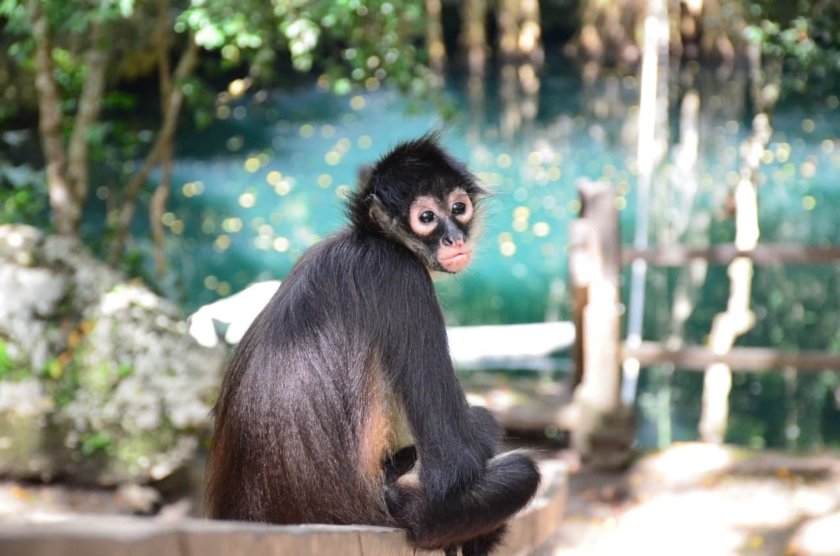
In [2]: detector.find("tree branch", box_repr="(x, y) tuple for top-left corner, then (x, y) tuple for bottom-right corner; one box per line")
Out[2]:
(67, 19), (108, 210)
(108, 34), (199, 265)
(151, 0), (175, 277)
(150, 135), (174, 276)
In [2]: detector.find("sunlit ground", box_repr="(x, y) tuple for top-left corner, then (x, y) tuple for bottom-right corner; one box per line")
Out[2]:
(548, 443), (840, 556)
(2, 443), (838, 556)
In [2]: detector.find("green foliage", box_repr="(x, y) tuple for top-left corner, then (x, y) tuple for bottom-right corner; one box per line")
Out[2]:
(0, 341), (27, 381)
(1, 0), (134, 38)
(312, 0), (428, 94)
(746, 0), (840, 92)
(177, 0), (427, 92)
(44, 353), (81, 407)
(181, 75), (216, 129)
(1, 0), (431, 242)
(0, 342), (9, 377)
(81, 432), (112, 456)
(0, 162), (50, 227)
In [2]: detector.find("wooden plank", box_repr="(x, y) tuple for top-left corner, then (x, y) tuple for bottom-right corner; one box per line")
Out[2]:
(622, 244), (840, 267)
(0, 516), (180, 556)
(447, 322), (575, 368)
(624, 342), (840, 371)
(456, 355), (571, 373)
(497, 461), (568, 556)
(0, 460), (568, 556)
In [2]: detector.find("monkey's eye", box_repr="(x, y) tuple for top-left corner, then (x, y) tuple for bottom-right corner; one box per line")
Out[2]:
(452, 202), (467, 215)
(419, 211), (436, 224)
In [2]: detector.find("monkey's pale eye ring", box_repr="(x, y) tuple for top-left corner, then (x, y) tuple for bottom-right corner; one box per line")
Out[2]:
(409, 195), (444, 236)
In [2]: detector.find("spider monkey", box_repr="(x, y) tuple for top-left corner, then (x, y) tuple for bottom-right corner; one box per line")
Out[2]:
(206, 134), (540, 555)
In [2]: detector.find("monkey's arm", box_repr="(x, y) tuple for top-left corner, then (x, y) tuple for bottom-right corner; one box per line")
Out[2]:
(375, 281), (540, 551)
(371, 253), (499, 503)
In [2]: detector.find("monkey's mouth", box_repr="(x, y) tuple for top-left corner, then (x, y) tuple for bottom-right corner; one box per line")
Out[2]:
(438, 249), (472, 273)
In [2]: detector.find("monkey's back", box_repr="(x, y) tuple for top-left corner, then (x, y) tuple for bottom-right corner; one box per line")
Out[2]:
(205, 231), (420, 526)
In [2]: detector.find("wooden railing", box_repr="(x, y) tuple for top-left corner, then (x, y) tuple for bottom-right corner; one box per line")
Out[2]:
(569, 180), (840, 462)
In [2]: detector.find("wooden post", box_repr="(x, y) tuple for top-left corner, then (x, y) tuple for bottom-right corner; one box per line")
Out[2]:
(568, 219), (591, 389)
(569, 180), (634, 468)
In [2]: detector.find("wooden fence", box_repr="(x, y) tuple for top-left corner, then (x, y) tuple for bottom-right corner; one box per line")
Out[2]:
(570, 180), (840, 463)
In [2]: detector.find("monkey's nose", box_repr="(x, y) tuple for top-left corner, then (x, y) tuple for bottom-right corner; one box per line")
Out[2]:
(442, 237), (465, 248)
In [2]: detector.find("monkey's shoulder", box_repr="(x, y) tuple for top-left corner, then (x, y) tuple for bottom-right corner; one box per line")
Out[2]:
(265, 230), (434, 321)
(295, 229), (431, 285)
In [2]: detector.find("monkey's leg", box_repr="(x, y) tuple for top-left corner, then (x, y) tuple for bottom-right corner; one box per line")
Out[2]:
(386, 451), (539, 551)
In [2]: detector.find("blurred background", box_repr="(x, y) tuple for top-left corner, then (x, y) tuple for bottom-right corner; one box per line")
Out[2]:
(1, 0), (839, 552)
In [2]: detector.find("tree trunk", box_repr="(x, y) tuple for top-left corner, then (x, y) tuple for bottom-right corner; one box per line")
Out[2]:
(29, 0), (77, 235)
(460, 0), (487, 77)
(109, 36), (199, 266)
(577, 0), (646, 64)
(424, 0), (446, 88)
(700, 0), (739, 61)
(497, 0), (519, 61)
(67, 21), (108, 210)
(518, 0), (543, 66)
(497, 0), (518, 138)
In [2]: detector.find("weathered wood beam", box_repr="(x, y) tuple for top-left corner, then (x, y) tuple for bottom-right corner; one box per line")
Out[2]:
(624, 341), (840, 371)
(622, 244), (840, 266)
(0, 460), (568, 556)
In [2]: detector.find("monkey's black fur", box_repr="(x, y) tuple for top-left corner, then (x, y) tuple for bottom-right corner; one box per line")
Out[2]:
(206, 134), (540, 554)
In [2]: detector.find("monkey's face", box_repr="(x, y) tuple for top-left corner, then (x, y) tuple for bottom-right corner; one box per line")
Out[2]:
(407, 188), (475, 273)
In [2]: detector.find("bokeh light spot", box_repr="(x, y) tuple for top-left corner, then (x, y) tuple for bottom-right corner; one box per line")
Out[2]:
(238, 192), (256, 208)
(318, 174), (333, 188)
(532, 222), (550, 237)
(273, 237), (290, 252)
(358, 135), (373, 149)
(215, 235), (231, 251)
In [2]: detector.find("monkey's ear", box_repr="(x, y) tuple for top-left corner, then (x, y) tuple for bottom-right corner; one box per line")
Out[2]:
(368, 193), (385, 221)
(368, 194), (398, 233)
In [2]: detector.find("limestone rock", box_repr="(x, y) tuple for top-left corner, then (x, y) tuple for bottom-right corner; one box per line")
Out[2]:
(0, 225), (226, 484)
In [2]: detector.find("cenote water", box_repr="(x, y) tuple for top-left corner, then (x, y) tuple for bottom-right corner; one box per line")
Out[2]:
(116, 56), (840, 449)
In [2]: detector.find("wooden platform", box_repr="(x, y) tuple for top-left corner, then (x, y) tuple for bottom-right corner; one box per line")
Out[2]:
(0, 460), (567, 556)
(464, 375), (577, 435)
(447, 322), (577, 435)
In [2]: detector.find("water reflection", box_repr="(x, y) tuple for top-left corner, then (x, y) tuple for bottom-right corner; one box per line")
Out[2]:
(137, 52), (840, 449)
(159, 57), (840, 339)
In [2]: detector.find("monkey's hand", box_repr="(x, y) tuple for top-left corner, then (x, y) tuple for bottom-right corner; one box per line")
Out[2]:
(387, 451), (540, 550)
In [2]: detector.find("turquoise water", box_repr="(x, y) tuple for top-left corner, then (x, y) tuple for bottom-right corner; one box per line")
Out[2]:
(166, 81), (579, 322)
(140, 59), (840, 448)
(158, 62), (840, 327)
